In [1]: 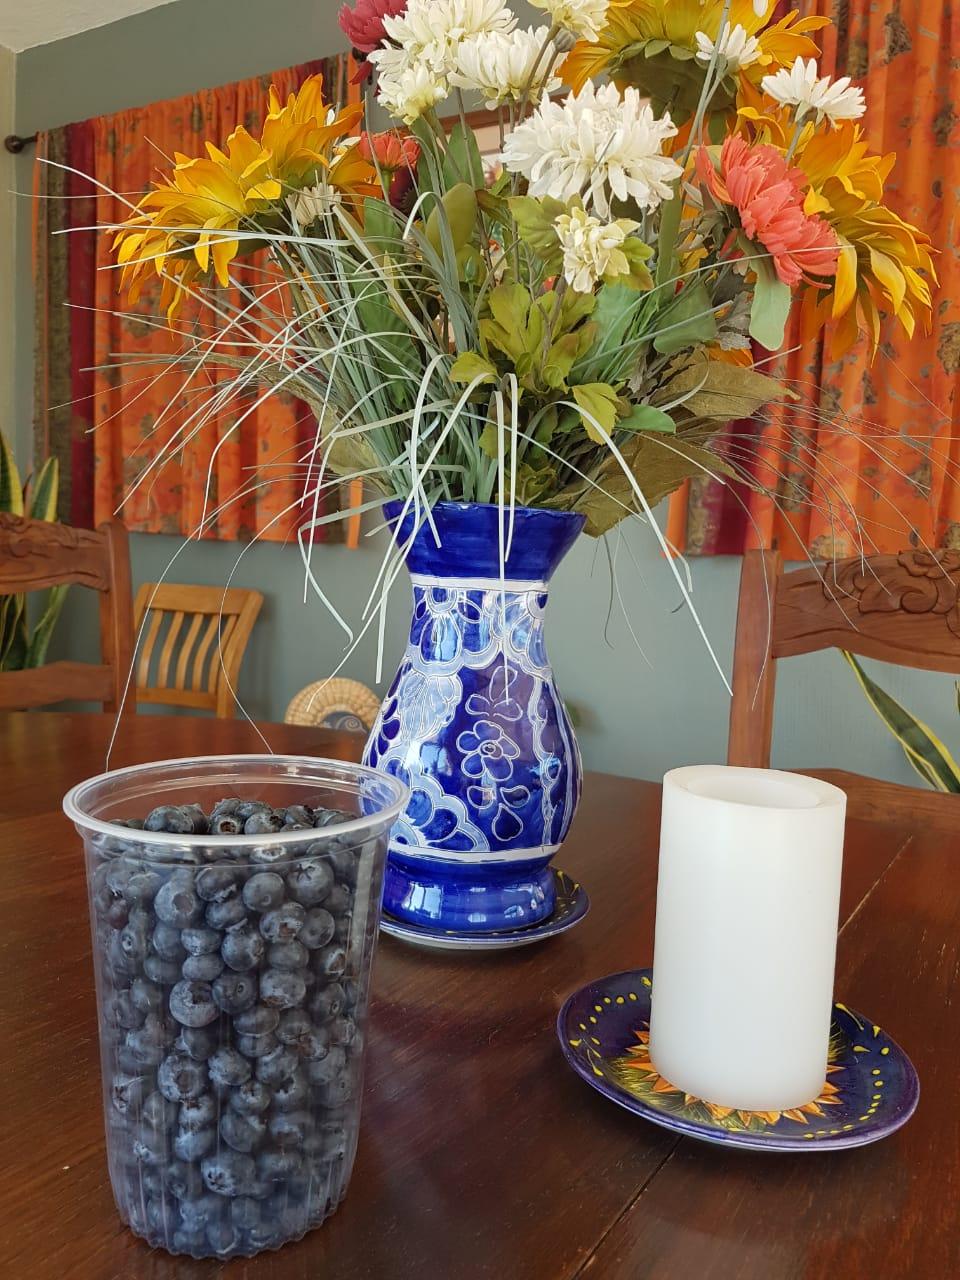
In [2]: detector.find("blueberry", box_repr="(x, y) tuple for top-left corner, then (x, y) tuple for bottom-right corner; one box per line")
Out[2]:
(243, 810), (283, 836)
(275, 1010), (312, 1046)
(315, 1074), (355, 1107)
(169, 980), (219, 1028)
(212, 798), (242, 818)
(107, 933), (137, 977)
(313, 944), (347, 979)
(125, 871), (162, 905)
(132, 1133), (169, 1167)
(164, 1159), (204, 1201)
(158, 1052), (208, 1102)
(105, 863), (134, 898)
(181, 952), (224, 982)
(206, 1219), (240, 1255)
(176, 1025), (219, 1061)
(179, 1094), (217, 1131)
(256, 1149), (304, 1182)
(173, 1125), (216, 1162)
(233, 1005), (279, 1036)
(305, 1046), (346, 1086)
(325, 884), (352, 916)
(267, 1111), (309, 1149)
(126, 1014), (175, 1066)
(212, 972), (258, 1016)
(228, 1079), (271, 1115)
(296, 1026), (330, 1062)
(334, 916), (351, 945)
(111, 989), (146, 1029)
(172, 1226), (209, 1254)
(144, 953), (183, 985)
(208, 1047), (252, 1088)
(142, 1090), (179, 1131)
(145, 1193), (179, 1236)
(328, 846), (359, 885)
(259, 903), (305, 944)
(211, 814), (243, 835)
(181, 927), (221, 957)
(110, 1073), (146, 1116)
(313, 1117), (350, 1160)
(154, 876), (202, 928)
(205, 897), (247, 930)
(299, 908), (335, 950)
(329, 1016), (357, 1047)
(313, 807), (352, 828)
(145, 805), (196, 834)
(236, 1032), (278, 1059)
(221, 924), (265, 972)
(254, 1044), (299, 1086)
(195, 866), (239, 904)
(308, 982), (345, 1022)
(181, 804), (209, 835)
(152, 923), (187, 961)
(286, 860), (333, 907)
(105, 898), (130, 930)
(236, 800), (270, 820)
(250, 846), (291, 868)
(259, 969), (307, 1010)
(220, 1109), (266, 1154)
(267, 940), (308, 970)
(272, 1070), (308, 1113)
(241, 872), (285, 914)
(201, 1152), (256, 1198)
(230, 1197), (261, 1230)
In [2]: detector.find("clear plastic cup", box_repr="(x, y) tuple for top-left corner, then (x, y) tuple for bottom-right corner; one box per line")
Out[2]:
(64, 755), (408, 1260)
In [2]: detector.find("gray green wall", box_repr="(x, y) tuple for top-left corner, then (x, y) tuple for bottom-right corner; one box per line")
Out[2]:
(10, 1), (956, 786)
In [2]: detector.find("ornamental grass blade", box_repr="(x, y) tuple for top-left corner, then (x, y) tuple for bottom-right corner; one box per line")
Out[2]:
(0, 430), (24, 516)
(27, 455), (60, 522)
(24, 583), (69, 668)
(842, 651), (960, 793)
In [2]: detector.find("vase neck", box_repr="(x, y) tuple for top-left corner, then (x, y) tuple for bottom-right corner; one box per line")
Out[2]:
(409, 569), (551, 593)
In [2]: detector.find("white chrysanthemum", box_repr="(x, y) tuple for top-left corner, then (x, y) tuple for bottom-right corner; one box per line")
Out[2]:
(383, 0), (516, 75)
(761, 57), (866, 126)
(289, 181), (342, 227)
(528, 0), (609, 41)
(695, 24), (761, 71)
(555, 207), (640, 293)
(502, 82), (682, 218)
(372, 50), (448, 124)
(450, 27), (561, 107)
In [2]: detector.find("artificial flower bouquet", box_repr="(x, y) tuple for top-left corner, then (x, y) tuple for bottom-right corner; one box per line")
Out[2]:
(112, 0), (934, 546)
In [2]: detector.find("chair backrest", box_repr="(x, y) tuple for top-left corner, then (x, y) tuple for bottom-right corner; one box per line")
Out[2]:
(729, 548), (960, 769)
(0, 515), (133, 711)
(134, 582), (263, 719)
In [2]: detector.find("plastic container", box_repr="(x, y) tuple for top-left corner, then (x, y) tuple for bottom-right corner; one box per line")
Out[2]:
(64, 755), (408, 1260)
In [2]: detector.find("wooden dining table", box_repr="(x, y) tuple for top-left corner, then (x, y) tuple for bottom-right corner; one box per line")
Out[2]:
(1, 710), (957, 1280)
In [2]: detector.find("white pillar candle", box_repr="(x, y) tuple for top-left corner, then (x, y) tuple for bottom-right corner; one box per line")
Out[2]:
(648, 766), (846, 1113)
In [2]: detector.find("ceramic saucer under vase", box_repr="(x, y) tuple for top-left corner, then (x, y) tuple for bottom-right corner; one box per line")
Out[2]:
(380, 869), (588, 952)
(557, 968), (919, 1152)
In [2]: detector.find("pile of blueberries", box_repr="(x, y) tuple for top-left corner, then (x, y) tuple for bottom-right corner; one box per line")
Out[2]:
(89, 797), (379, 1258)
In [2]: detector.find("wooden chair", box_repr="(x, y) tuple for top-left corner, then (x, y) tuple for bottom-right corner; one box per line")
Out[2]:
(134, 583), (263, 719)
(729, 548), (960, 831)
(0, 514), (133, 712)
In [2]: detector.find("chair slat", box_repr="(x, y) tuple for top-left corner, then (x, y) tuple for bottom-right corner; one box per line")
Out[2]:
(190, 614), (222, 693)
(174, 614), (204, 690)
(156, 611), (185, 688)
(137, 609), (164, 689)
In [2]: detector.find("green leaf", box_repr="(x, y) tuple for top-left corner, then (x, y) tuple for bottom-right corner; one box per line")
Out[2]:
(0, 430), (24, 516)
(442, 121), (485, 190)
(617, 238), (655, 292)
(644, 38), (670, 57)
(27, 456), (59, 522)
(363, 197), (405, 258)
(572, 383), (620, 443)
(749, 259), (792, 351)
(24, 583), (69, 668)
(842, 652), (960, 793)
(656, 360), (786, 421)
(573, 282), (646, 383)
(507, 195), (567, 270)
(656, 193), (682, 287)
(426, 182), (477, 258)
(618, 402), (676, 434)
(653, 282), (717, 355)
(449, 351), (498, 385)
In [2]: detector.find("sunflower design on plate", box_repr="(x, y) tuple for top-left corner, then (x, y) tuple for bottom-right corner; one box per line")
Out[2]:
(557, 969), (919, 1152)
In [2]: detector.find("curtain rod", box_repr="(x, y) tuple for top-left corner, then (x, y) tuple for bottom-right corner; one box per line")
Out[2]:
(4, 134), (37, 154)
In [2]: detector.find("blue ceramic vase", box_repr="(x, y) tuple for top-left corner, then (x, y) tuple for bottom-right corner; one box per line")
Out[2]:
(363, 500), (585, 933)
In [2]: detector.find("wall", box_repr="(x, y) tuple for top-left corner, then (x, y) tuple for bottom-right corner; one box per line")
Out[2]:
(14, 2), (957, 787)
(0, 44), (15, 445)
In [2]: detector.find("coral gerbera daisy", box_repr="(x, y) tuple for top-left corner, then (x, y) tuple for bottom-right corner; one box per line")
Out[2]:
(698, 135), (839, 286)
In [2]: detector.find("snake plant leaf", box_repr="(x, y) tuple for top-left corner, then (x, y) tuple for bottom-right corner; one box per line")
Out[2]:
(23, 583), (69, 668)
(842, 651), (960, 793)
(27, 455), (60, 522)
(0, 430), (24, 516)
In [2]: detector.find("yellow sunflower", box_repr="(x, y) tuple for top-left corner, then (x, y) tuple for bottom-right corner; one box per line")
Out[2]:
(563, 2), (828, 116)
(113, 74), (375, 319)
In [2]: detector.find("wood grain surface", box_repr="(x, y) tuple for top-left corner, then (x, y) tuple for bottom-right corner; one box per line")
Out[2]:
(0, 712), (950, 1280)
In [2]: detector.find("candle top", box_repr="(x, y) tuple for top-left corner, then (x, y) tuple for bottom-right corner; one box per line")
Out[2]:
(663, 766), (846, 812)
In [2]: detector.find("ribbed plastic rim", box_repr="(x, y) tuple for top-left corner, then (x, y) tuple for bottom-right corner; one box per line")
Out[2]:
(63, 753), (409, 848)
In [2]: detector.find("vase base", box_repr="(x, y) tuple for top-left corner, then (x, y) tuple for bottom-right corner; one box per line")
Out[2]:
(380, 869), (589, 951)
(382, 851), (557, 933)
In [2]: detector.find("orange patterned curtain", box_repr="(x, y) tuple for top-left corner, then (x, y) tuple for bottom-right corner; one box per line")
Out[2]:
(669, 0), (960, 558)
(34, 57), (361, 546)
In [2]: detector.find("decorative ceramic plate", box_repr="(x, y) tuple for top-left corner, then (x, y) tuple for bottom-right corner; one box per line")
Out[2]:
(379, 870), (588, 952)
(557, 968), (919, 1151)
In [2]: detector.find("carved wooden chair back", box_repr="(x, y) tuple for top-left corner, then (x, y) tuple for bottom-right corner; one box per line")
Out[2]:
(134, 583), (263, 719)
(0, 515), (133, 711)
(729, 548), (960, 827)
